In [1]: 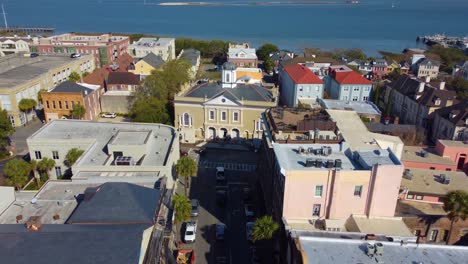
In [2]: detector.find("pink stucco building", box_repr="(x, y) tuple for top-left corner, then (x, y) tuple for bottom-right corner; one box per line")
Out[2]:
(401, 140), (468, 174)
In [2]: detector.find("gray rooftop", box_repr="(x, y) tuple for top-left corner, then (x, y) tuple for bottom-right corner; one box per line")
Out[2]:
(320, 99), (381, 116)
(110, 130), (151, 145)
(140, 52), (165, 69)
(129, 37), (174, 48)
(28, 120), (176, 167)
(179, 48), (200, 66)
(49, 81), (95, 96)
(0, 53), (92, 89)
(400, 168), (468, 196)
(0, 224), (150, 264)
(184, 82), (273, 102)
(356, 149), (401, 169)
(67, 182), (160, 224)
(298, 236), (468, 264)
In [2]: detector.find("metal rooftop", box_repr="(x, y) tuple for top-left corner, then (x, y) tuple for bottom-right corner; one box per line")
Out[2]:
(400, 168), (468, 196)
(320, 99), (381, 115)
(298, 236), (468, 264)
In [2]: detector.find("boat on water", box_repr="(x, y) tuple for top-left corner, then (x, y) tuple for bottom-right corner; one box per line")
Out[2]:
(346, 0), (359, 4)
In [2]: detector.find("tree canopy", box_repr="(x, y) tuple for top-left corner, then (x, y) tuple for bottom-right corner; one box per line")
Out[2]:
(175, 38), (229, 58)
(443, 190), (468, 222)
(176, 156), (197, 179)
(130, 97), (171, 124)
(332, 48), (368, 61)
(252, 215), (279, 242)
(68, 71), (81, 82)
(448, 77), (468, 100)
(72, 104), (85, 119)
(18, 98), (37, 112)
(256, 43), (279, 61)
(172, 194), (192, 224)
(429, 45), (468, 73)
(0, 109), (14, 145)
(65, 148), (84, 167)
(4, 159), (31, 190)
(37, 157), (56, 179)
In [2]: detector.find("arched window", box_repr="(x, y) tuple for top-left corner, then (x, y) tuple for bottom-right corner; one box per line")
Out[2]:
(183, 112), (191, 127)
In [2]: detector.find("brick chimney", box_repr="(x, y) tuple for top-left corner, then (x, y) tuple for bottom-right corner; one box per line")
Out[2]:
(439, 81), (445, 90)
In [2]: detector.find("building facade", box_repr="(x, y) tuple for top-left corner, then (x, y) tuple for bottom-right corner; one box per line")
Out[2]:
(0, 37), (34, 56)
(227, 43), (258, 68)
(42, 81), (101, 122)
(413, 58), (440, 80)
(129, 52), (165, 76)
(279, 64), (324, 107)
(127, 37), (175, 61)
(0, 54), (95, 127)
(174, 62), (277, 143)
(327, 66), (373, 102)
(178, 49), (201, 79)
(432, 101), (468, 142)
(32, 33), (129, 67)
(107, 72), (140, 92)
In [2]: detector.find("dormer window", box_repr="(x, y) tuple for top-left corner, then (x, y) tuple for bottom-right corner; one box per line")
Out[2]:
(434, 97), (441, 106)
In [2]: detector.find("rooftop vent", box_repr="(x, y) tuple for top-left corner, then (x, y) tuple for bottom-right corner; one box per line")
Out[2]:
(366, 243), (376, 257)
(25, 216), (42, 231)
(420, 150), (429, 158)
(403, 169), (413, 180)
(335, 159), (342, 168)
(115, 156), (135, 166)
(375, 243), (384, 256)
(305, 158), (315, 167)
(440, 174), (450, 185)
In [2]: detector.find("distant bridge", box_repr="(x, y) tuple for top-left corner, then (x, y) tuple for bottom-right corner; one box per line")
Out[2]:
(0, 26), (55, 34)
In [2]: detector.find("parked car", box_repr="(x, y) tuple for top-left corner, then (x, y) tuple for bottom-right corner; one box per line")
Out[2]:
(191, 199), (199, 217)
(244, 204), (255, 217)
(216, 189), (227, 207)
(70, 53), (81, 58)
(246, 222), (255, 241)
(216, 167), (225, 181)
(216, 223), (226, 240)
(30, 53), (39, 58)
(184, 221), (197, 243)
(101, 112), (116, 118)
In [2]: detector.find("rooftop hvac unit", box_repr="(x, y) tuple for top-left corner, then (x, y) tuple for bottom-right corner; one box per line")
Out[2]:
(420, 150), (429, 158)
(326, 159), (334, 168)
(440, 174), (450, 184)
(115, 156), (135, 166)
(334, 159), (342, 168)
(306, 159), (315, 167)
(316, 159), (323, 168)
(298, 146), (305, 153)
(307, 147), (314, 154)
(314, 148), (322, 155)
(403, 169), (413, 180)
(366, 243), (376, 257)
(375, 243), (384, 256)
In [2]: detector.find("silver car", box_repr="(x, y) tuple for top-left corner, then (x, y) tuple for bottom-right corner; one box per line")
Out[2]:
(191, 199), (199, 217)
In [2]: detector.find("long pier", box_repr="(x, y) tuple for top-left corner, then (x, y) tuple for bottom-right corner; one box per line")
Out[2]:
(157, 1), (360, 6)
(0, 26), (55, 34)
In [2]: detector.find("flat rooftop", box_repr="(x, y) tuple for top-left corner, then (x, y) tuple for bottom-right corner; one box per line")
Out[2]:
(327, 109), (403, 153)
(130, 37), (174, 47)
(400, 168), (468, 196)
(28, 120), (175, 167)
(439, 139), (468, 148)
(110, 130), (151, 145)
(0, 53), (92, 89)
(298, 236), (468, 264)
(320, 99), (381, 115)
(0, 181), (99, 224)
(401, 146), (455, 166)
(266, 107), (336, 133)
(272, 142), (355, 172)
(396, 200), (447, 216)
(347, 215), (413, 238)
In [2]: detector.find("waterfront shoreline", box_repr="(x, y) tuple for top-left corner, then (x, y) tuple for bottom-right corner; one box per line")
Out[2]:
(157, 1), (356, 6)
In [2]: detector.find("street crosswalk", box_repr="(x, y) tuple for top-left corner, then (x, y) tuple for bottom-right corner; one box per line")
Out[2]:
(199, 160), (257, 172)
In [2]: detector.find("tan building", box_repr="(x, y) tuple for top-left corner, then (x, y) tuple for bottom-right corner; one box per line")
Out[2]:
(174, 62), (277, 143)
(127, 37), (175, 60)
(0, 53), (95, 127)
(42, 81), (101, 122)
(0, 37), (35, 56)
(414, 58), (440, 80)
(227, 43), (258, 68)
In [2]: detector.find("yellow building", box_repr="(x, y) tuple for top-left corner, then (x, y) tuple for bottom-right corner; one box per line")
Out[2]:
(0, 53), (95, 127)
(174, 62), (277, 143)
(129, 52), (165, 76)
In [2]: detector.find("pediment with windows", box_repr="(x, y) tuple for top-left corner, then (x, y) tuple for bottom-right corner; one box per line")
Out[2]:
(204, 94), (239, 106)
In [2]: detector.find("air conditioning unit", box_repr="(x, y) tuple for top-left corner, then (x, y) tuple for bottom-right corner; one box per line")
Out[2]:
(335, 159), (342, 168)
(115, 156), (135, 166)
(440, 174), (450, 184)
(403, 169), (413, 180)
(305, 159), (315, 167)
(316, 159), (323, 168)
(366, 243), (376, 257)
(326, 159), (334, 168)
(375, 243), (384, 255)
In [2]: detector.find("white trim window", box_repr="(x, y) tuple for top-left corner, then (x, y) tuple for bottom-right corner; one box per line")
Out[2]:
(221, 111), (227, 121)
(255, 120), (263, 131)
(208, 110), (215, 121)
(315, 185), (323, 197)
(233, 112), (239, 122)
(180, 112), (192, 127)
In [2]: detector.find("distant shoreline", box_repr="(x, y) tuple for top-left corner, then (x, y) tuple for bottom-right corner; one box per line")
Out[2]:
(157, 1), (358, 6)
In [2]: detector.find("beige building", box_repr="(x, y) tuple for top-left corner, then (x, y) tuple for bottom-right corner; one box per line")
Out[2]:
(128, 37), (175, 60)
(174, 62), (277, 143)
(414, 58), (440, 80)
(0, 37), (35, 56)
(0, 54), (95, 127)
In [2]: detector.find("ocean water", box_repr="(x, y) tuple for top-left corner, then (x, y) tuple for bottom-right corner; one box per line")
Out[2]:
(2, 0), (468, 55)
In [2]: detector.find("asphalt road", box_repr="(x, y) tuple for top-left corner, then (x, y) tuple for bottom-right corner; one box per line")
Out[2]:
(180, 148), (259, 264)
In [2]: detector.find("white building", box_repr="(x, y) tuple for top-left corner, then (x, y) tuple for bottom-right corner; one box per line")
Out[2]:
(280, 64), (324, 107)
(0, 37), (34, 56)
(27, 120), (180, 188)
(128, 37), (176, 60)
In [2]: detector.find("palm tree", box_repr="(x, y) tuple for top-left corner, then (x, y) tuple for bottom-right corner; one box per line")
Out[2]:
(29, 160), (40, 186)
(172, 193), (192, 244)
(72, 104), (85, 120)
(37, 157), (56, 180)
(442, 190), (468, 244)
(18, 98), (37, 124)
(176, 156), (197, 195)
(3, 159), (31, 190)
(68, 71), (81, 82)
(252, 215), (279, 243)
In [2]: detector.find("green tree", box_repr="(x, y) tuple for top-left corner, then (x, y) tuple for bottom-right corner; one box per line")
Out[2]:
(429, 45), (468, 72)
(448, 77), (468, 100)
(256, 43), (279, 61)
(65, 148), (84, 167)
(264, 57), (275, 73)
(332, 48), (367, 61)
(172, 193), (192, 242)
(4, 159), (31, 190)
(252, 215), (279, 242)
(18, 98), (37, 123)
(29, 160), (40, 186)
(130, 97), (171, 124)
(442, 190), (468, 245)
(0, 109), (14, 147)
(72, 104), (85, 119)
(68, 71), (81, 82)
(37, 157), (56, 179)
(176, 156), (197, 195)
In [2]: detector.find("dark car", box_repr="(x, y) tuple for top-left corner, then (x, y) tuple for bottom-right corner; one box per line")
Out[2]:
(216, 189), (227, 206)
(191, 199), (199, 217)
(30, 53), (39, 58)
(70, 53), (81, 58)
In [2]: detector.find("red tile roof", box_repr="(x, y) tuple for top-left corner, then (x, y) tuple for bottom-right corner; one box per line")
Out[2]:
(83, 53), (134, 87)
(284, 64), (323, 84)
(333, 70), (372, 85)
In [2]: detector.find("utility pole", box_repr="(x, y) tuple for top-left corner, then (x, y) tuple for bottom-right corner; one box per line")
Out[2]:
(1, 4), (7, 29)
